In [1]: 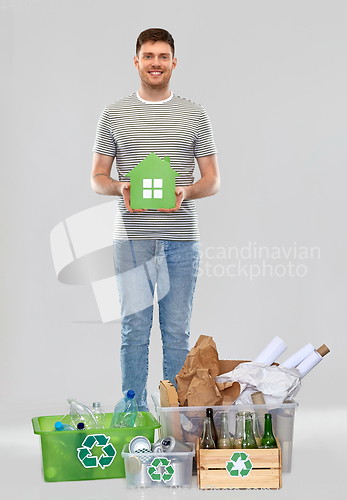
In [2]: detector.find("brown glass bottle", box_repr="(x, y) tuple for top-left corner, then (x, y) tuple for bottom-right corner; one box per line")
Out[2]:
(206, 408), (218, 446)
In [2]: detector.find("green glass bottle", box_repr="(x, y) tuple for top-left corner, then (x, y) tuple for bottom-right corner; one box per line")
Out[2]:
(241, 417), (257, 449)
(261, 413), (277, 448)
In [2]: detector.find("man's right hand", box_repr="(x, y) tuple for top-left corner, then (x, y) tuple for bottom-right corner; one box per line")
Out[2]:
(91, 153), (146, 213)
(121, 182), (147, 213)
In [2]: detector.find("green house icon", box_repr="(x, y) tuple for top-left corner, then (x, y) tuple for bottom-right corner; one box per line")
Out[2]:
(127, 153), (180, 209)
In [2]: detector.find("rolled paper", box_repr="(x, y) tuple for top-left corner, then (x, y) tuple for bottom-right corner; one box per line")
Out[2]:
(280, 343), (315, 369)
(296, 349), (320, 378)
(252, 336), (287, 365)
(251, 391), (266, 405)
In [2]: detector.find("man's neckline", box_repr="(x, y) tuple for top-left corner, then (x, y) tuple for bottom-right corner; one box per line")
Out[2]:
(136, 91), (173, 104)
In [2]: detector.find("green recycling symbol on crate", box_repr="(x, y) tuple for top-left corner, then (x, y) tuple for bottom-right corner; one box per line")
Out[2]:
(226, 452), (253, 478)
(147, 457), (175, 482)
(77, 434), (116, 469)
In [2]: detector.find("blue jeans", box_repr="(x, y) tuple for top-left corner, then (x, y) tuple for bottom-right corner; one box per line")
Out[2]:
(113, 240), (200, 411)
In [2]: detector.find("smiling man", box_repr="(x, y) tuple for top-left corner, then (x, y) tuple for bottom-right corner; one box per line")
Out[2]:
(91, 28), (219, 411)
(134, 40), (177, 98)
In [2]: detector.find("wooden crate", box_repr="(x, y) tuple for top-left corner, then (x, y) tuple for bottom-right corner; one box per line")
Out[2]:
(197, 438), (282, 490)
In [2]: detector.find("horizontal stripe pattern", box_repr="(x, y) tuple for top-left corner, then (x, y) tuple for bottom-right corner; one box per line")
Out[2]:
(93, 93), (217, 240)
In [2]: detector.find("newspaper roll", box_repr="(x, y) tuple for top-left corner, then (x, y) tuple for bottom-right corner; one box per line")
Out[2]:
(252, 336), (287, 365)
(280, 343), (315, 369)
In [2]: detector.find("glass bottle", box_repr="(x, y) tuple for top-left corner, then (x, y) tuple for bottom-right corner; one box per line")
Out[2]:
(250, 412), (262, 447)
(217, 412), (232, 449)
(261, 413), (277, 448)
(206, 408), (218, 446)
(92, 402), (106, 429)
(241, 416), (257, 449)
(233, 411), (251, 449)
(200, 417), (216, 449)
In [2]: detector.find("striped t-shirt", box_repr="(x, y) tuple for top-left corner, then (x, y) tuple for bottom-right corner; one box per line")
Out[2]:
(93, 92), (217, 240)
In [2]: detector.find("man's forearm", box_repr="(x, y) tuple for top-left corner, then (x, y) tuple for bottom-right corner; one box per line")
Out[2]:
(184, 171), (220, 200)
(91, 173), (124, 196)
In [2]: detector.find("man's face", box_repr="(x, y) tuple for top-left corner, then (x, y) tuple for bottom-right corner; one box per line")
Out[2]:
(134, 41), (177, 90)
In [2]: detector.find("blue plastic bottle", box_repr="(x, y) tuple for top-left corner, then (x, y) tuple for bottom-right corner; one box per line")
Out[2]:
(54, 421), (74, 431)
(110, 390), (138, 428)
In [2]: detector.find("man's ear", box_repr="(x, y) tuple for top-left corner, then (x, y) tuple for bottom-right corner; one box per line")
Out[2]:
(172, 57), (177, 70)
(134, 55), (139, 70)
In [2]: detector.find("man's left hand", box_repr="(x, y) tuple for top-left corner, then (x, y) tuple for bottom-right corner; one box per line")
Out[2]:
(157, 187), (188, 213)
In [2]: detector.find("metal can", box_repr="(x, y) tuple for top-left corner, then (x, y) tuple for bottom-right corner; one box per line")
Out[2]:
(160, 436), (192, 453)
(152, 440), (164, 453)
(166, 458), (186, 487)
(125, 455), (142, 475)
(129, 435), (152, 453)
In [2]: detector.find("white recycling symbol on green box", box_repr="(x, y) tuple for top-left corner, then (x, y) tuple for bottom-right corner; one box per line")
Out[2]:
(77, 434), (116, 469)
(226, 452), (253, 478)
(147, 457), (175, 482)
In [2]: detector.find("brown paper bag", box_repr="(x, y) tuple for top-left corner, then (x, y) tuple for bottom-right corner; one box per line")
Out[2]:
(186, 368), (223, 406)
(176, 335), (220, 406)
(176, 335), (241, 406)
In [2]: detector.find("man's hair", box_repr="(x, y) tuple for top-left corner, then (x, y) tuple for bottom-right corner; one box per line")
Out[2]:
(136, 28), (175, 57)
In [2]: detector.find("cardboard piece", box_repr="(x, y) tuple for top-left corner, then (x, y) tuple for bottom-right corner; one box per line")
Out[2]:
(127, 153), (180, 209)
(175, 335), (242, 407)
(159, 381), (182, 440)
(159, 380), (179, 407)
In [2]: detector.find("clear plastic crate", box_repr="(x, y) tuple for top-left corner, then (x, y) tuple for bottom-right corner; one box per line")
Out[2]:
(122, 442), (195, 488)
(152, 393), (298, 472)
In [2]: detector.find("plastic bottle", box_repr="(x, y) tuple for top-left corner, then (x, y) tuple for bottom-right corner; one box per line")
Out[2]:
(54, 421), (74, 431)
(110, 390), (138, 428)
(92, 402), (106, 429)
(67, 398), (100, 430)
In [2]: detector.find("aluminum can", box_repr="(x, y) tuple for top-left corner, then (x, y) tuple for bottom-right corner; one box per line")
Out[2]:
(160, 436), (192, 453)
(166, 458), (187, 487)
(152, 440), (164, 453)
(129, 435), (152, 453)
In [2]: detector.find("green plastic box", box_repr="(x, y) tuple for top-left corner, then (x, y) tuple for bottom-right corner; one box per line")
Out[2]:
(32, 412), (160, 482)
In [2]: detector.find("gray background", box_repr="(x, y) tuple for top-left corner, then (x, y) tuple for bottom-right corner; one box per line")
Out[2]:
(1, 0), (346, 498)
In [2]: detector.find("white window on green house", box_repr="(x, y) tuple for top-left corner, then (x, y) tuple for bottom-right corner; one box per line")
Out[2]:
(143, 179), (163, 199)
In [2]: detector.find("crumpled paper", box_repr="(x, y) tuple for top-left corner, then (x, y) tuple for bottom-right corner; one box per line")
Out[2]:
(215, 362), (301, 405)
(176, 335), (240, 406)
